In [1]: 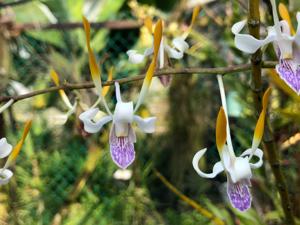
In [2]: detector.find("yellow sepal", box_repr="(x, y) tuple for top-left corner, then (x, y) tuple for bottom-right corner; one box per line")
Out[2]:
(5, 120), (32, 168)
(102, 67), (113, 97)
(253, 87), (271, 146)
(50, 69), (73, 109)
(183, 6), (201, 39)
(279, 3), (295, 35)
(82, 16), (102, 94)
(216, 107), (227, 152)
(262, 87), (272, 111)
(144, 17), (153, 34)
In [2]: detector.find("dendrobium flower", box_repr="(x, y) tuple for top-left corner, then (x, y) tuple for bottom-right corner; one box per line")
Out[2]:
(79, 17), (162, 169)
(0, 120), (32, 185)
(232, 0), (300, 95)
(50, 70), (77, 125)
(192, 75), (271, 211)
(127, 7), (200, 86)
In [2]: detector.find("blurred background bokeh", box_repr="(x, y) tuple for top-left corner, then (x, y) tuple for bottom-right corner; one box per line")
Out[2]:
(0, 0), (299, 224)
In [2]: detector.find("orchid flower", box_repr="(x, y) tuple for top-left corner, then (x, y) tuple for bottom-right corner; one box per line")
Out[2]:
(0, 120), (32, 185)
(127, 6), (200, 86)
(192, 75), (271, 211)
(232, 0), (300, 95)
(50, 69), (77, 125)
(79, 17), (162, 169)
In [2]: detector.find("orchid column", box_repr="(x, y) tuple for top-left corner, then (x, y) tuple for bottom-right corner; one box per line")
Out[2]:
(248, 0), (295, 223)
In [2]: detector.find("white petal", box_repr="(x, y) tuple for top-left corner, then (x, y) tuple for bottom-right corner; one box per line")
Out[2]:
(232, 20), (275, 53)
(0, 138), (12, 158)
(79, 108), (112, 133)
(172, 37), (189, 52)
(0, 169), (13, 185)
(227, 157), (252, 183)
(192, 148), (224, 178)
(127, 49), (151, 64)
(113, 101), (134, 124)
(240, 148), (263, 169)
(295, 12), (300, 47)
(164, 44), (184, 59)
(133, 115), (156, 133)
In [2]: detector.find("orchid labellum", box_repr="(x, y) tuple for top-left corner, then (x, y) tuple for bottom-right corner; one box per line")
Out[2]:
(79, 17), (162, 169)
(232, 0), (300, 95)
(50, 70), (77, 125)
(192, 75), (271, 211)
(0, 120), (32, 185)
(127, 6), (200, 87)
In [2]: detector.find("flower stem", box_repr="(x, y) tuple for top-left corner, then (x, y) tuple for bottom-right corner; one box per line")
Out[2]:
(248, 0), (295, 224)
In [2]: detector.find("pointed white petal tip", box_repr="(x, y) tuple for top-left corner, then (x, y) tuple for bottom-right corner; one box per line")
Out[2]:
(79, 108), (112, 133)
(240, 148), (263, 169)
(0, 138), (13, 158)
(127, 50), (146, 64)
(0, 169), (13, 185)
(133, 115), (156, 133)
(192, 148), (224, 178)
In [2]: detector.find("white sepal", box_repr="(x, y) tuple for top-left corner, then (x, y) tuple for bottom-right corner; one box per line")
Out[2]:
(240, 148), (263, 169)
(192, 148), (224, 178)
(0, 169), (13, 185)
(0, 138), (12, 159)
(79, 108), (112, 133)
(295, 12), (300, 46)
(133, 115), (156, 133)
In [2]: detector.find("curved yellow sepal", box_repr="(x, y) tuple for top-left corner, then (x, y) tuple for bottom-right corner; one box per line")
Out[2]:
(50, 69), (73, 109)
(82, 16), (102, 95)
(5, 120), (32, 168)
(144, 17), (153, 34)
(102, 67), (113, 97)
(279, 3), (295, 35)
(262, 87), (271, 111)
(216, 107), (227, 152)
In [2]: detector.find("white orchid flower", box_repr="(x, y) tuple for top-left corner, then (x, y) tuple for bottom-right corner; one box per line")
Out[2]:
(127, 7), (200, 86)
(50, 70), (77, 125)
(193, 75), (271, 211)
(232, 0), (300, 95)
(0, 120), (31, 185)
(79, 17), (162, 169)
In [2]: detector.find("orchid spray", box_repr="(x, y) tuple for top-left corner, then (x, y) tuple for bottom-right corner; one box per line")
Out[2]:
(79, 17), (162, 169)
(193, 75), (271, 211)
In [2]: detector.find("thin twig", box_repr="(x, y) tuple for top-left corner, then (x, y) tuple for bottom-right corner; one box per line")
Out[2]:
(153, 169), (224, 225)
(248, 0), (295, 224)
(14, 20), (142, 31)
(0, 0), (32, 8)
(0, 61), (276, 104)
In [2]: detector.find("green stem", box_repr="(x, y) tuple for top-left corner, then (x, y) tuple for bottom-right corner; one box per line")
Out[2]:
(248, 0), (295, 224)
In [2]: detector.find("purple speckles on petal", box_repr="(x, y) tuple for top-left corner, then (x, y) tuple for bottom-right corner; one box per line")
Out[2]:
(110, 125), (135, 169)
(227, 180), (252, 211)
(276, 59), (300, 95)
